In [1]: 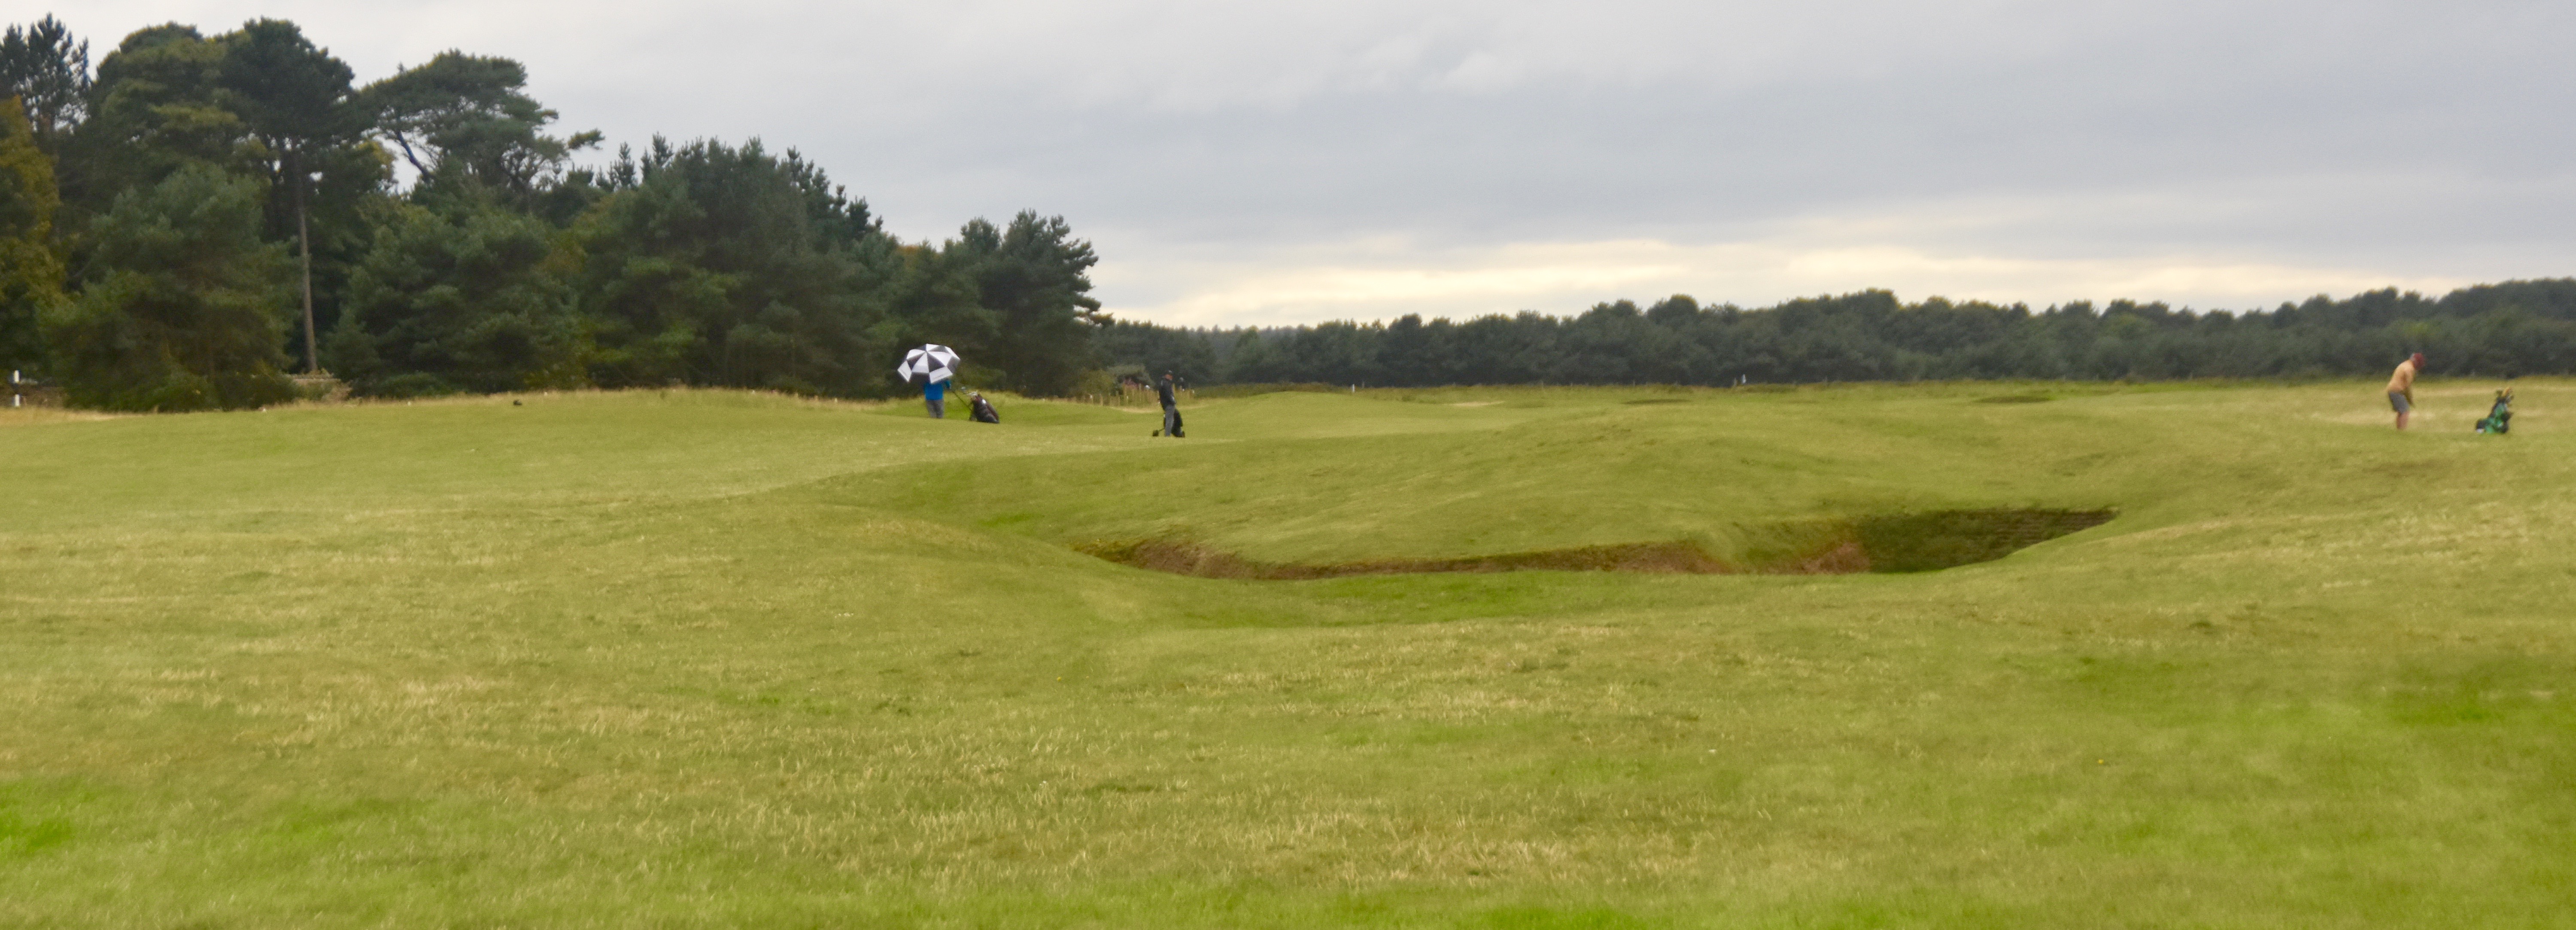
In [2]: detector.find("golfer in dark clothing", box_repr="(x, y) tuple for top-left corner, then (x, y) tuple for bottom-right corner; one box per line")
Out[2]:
(1154, 372), (1184, 438)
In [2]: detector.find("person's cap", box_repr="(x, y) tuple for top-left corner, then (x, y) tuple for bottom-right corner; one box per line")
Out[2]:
(2411, 352), (2426, 365)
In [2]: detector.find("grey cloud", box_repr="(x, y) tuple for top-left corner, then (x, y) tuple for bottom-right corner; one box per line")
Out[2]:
(32, 0), (2576, 318)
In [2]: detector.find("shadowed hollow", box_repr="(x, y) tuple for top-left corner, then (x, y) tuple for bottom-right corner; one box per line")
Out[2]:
(1077, 509), (2116, 579)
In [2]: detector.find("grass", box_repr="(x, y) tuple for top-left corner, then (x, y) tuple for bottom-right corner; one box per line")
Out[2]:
(1, 381), (2570, 927)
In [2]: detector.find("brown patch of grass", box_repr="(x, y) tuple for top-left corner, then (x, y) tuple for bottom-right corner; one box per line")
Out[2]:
(0, 406), (120, 427)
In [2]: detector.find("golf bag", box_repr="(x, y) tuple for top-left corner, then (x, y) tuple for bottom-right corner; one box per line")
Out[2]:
(969, 394), (1000, 424)
(2475, 390), (2513, 434)
(1157, 404), (1185, 438)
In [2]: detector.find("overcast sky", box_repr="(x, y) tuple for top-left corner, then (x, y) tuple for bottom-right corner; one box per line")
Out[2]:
(25, 1), (2576, 325)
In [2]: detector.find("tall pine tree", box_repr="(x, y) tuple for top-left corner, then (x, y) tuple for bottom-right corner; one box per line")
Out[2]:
(219, 18), (368, 374)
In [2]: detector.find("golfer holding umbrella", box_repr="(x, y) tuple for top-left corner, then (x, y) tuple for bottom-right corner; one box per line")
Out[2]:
(896, 344), (961, 418)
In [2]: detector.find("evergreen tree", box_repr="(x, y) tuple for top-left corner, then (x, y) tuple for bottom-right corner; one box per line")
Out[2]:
(218, 18), (373, 374)
(64, 25), (243, 223)
(0, 16), (87, 149)
(324, 198), (581, 396)
(874, 238), (995, 370)
(948, 211), (1103, 395)
(361, 52), (600, 207)
(0, 96), (62, 372)
(575, 138), (888, 395)
(43, 165), (294, 410)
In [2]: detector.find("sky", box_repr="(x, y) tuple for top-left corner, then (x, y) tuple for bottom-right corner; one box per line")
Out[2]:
(23, 0), (2576, 326)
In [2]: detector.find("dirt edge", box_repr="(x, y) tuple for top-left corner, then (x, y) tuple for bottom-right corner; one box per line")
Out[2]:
(1076, 509), (2112, 580)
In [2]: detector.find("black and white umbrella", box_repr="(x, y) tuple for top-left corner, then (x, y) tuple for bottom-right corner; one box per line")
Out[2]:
(896, 344), (960, 385)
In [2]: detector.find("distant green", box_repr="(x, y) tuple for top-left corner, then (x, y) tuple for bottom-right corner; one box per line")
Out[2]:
(3, 381), (2569, 927)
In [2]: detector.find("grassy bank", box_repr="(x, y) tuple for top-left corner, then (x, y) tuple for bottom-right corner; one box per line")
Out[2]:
(2, 381), (2569, 927)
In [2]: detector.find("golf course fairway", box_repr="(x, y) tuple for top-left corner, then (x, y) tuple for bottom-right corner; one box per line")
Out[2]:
(3, 381), (2569, 927)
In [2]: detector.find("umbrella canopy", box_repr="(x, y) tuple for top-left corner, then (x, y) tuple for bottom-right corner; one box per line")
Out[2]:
(896, 344), (961, 385)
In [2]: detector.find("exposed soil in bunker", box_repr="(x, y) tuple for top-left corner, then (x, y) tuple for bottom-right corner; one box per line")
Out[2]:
(1078, 508), (2115, 579)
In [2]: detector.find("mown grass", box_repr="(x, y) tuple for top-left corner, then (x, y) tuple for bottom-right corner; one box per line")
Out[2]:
(2, 381), (2570, 927)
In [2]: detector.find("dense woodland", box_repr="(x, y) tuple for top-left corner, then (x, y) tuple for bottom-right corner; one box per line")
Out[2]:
(0, 16), (1103, 409)
(1100, 281), (2576, 388)
(2, 16), (2570, 411)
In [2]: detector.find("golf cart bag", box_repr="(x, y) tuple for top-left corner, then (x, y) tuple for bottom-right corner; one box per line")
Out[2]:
(969, 393), (1000, 424)
(1157, 405), (1185, 438)
(2475, 390), (2513, 434)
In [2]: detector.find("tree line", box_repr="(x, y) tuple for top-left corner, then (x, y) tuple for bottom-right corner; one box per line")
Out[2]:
(0, 15), (1104, 409)
(7, 18), (2570, 409)
(1098, 281), (2576, 388)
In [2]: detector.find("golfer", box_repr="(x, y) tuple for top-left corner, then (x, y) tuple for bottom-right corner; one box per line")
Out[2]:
(1154, 371), (1184, 438)
(2386, 352), (2423, 430)
(923, 377), (948, 419)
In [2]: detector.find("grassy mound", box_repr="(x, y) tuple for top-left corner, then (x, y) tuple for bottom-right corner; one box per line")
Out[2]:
(1, 381), (2570, 927)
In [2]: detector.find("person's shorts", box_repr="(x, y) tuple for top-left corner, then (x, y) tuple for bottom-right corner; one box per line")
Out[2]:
(2388, 392), (2410, 414)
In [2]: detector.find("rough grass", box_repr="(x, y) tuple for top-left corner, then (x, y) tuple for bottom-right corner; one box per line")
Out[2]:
(2, 381), (2571, 927)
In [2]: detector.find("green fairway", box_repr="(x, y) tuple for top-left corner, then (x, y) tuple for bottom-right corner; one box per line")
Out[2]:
(3, 382), (2570, 927)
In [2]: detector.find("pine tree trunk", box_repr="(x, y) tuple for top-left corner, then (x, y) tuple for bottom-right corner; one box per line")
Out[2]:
(295, 149), (318, 374)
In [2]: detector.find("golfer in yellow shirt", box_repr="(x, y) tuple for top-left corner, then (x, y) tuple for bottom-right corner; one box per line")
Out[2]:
(2386, 353), (2423, 430)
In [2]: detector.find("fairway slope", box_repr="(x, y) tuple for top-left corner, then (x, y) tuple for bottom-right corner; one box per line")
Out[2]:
(4, 382), (2573, 928)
